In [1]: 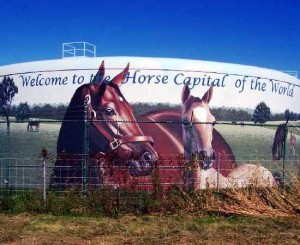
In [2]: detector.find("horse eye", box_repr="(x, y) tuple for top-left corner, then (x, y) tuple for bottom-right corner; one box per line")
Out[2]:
(105, 107), (115, 116)
(182, 119), (190, 128)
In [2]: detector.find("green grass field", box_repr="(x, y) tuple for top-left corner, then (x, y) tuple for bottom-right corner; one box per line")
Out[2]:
(0, 122), (60, 158)
(1, 121), (299, 245)
(1, 121), (299, 159)
(0, 121), (299, 189)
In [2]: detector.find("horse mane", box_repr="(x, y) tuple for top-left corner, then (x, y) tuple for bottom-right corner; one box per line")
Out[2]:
(107, 82), (128, 103)
(58, 79), (135, 153)
(57, 83), (106, 153)
(62, 84), (93, 120)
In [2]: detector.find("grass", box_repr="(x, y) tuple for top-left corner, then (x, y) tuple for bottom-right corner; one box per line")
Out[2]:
(0, 170), (299, 244)
(215, 123), (299, 162)
(0, 120), (299, 245)
(0, 122), (60, 158)
(0, 213), (299, 244)
(0, 121), (299, 190)
(1, 121), (299, 161)
(1, 174), (299, 217)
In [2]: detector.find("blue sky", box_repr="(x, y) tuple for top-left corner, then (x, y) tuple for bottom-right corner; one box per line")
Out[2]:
(1, 0), (299, 72)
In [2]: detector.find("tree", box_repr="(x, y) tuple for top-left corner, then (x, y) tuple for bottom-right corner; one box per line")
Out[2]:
(15, 102), (30, 122)
(284, 109), (290, 121)
(31, 104), (42, 118)
(0, 76), (18, 123)
(252, 102), (271, 123)
(0, 76), (18, 187)
(284, 109), (297, 121)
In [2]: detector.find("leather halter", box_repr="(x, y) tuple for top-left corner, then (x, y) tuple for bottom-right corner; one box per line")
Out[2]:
(84, 94), (154, 151)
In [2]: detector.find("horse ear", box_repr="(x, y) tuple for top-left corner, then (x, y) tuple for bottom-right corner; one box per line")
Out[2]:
(181, 84), (190, 104)
(111, 63), (129, 87)
(202, 85), (213, 104)
(93, 61), (105, 84)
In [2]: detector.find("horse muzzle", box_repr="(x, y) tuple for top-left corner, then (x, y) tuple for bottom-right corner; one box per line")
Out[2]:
(198, 150), (215, 170)
(128, 151), (157, 177)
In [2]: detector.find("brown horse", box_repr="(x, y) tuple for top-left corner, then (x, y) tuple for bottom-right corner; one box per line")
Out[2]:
(27, 121), (40, 132)
(50, 61), (157, 189)
(272, 123), (288, 160)
(139, 85), (277, 190)
(137, 86), (236, 189)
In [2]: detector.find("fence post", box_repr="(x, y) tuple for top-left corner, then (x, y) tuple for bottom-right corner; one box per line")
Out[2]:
(282, 119), (289, 185)
(5, 121), (10, 189)
(188, 121), (194, 190)
(43, 157), (47, 207)
(83, 101), (89, 197)
(189, 122), (193, 161)
(41, 147), (48, 207)
(217, 152), (220, 191)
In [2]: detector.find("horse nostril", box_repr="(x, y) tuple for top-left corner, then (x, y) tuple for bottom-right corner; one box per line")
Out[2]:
(199, 150), (215, 159)
(199, 150), (208, 158)
(211, 150), (216, 160)
(142, 152), (152, 161)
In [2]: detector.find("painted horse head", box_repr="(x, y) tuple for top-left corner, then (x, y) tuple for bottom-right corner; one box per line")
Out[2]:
(181, 84), (216, 170)
(56, 61), (157, 178)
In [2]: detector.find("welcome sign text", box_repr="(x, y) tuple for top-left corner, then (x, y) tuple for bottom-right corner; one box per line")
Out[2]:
(20, 69), (296, 97)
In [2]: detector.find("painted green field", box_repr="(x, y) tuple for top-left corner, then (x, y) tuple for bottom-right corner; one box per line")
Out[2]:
(1, 121), (299, 163)
(0, 122), (61, 189)
(0, 122), (60, 158)
(0, 121), (299, 189)
(215, 124), (298, 162)
(1, 121), (299, 159)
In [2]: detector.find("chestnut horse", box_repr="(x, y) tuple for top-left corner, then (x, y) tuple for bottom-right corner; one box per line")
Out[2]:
(138, 86), (237, 189)
(138, 85), (276, 190)
(50, 61), (157, 189)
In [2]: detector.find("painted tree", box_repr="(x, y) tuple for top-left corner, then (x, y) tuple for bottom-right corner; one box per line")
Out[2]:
(252, 101), (271, 123)
(15, 102), (30, 122)
(0, 76), (18, 187)
(0, 76), (18, 123)
(284, 109), (290, 121)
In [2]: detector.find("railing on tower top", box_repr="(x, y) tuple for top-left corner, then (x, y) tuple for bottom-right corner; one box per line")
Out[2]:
(62, 42), (96, 58)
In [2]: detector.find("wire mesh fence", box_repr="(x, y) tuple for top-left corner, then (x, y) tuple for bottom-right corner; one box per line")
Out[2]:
(0, 117), (299, 211)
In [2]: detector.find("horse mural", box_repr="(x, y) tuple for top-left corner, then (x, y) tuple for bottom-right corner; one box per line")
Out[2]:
(180, 84), (277, 189)
(50, 61), (157, 189)
(138, 86), (237, 189)
(50, 61), (277, 191)
(272, 123), (288, 160)
(139, 85), (277, 189)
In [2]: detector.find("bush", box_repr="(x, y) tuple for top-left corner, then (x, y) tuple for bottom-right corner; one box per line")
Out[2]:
(1, 175), (299, 217)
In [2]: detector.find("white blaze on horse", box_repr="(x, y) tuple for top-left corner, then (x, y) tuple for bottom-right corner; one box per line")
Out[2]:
(181, 84), (277, 189)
